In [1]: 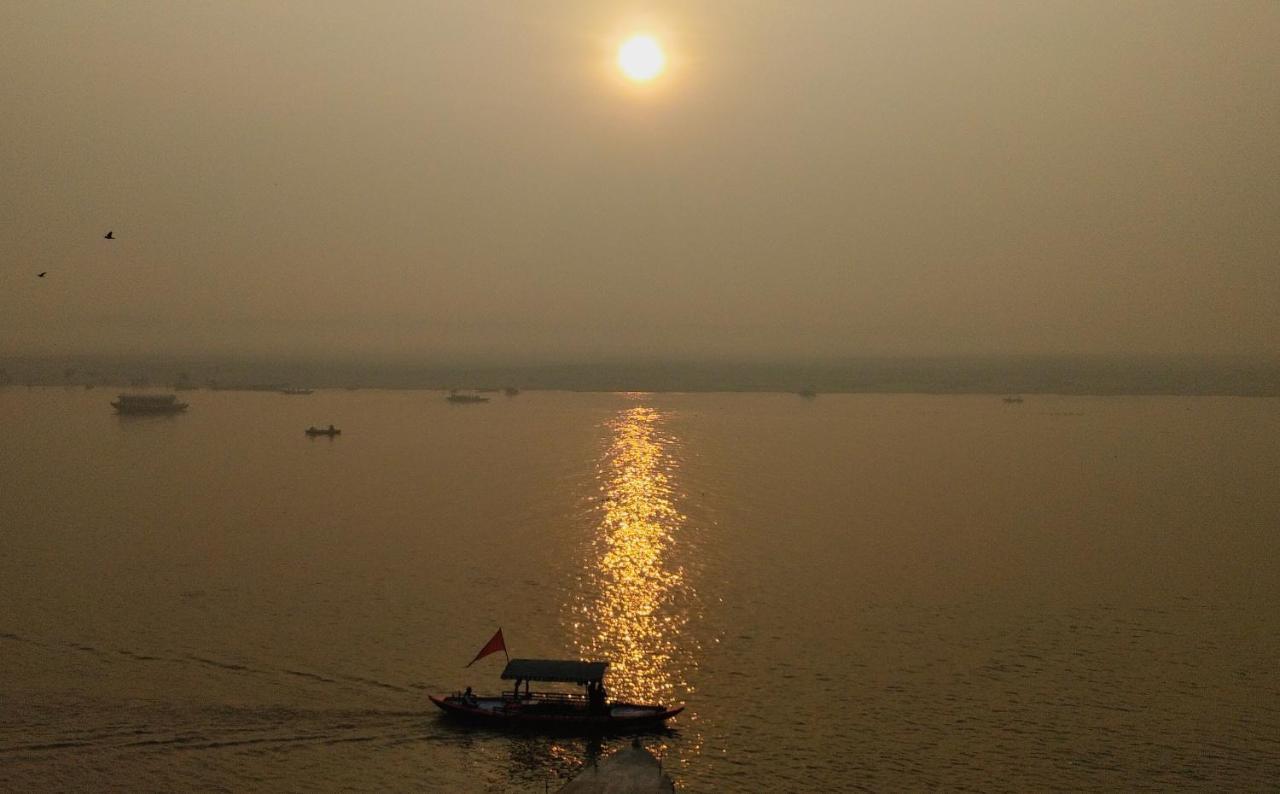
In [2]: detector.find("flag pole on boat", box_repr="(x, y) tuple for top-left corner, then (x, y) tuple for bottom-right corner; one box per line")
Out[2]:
(466, 628), (508, 667)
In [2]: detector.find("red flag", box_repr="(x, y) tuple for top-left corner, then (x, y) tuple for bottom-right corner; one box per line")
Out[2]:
(466, 628), (508, 667)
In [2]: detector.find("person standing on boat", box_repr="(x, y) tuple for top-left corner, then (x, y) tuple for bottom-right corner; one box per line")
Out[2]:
(588, 682), (608, 715)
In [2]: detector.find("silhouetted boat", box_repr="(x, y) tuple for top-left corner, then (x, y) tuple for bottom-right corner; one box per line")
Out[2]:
(305, 425), (340, 437)
(446, 391), (489, 404)
(431, 659), (683, 733)
(504, 387), (520, 396)
(211, 383), (283, 392)
(797, 389), (817, 398)
(280, 387), (314, 395)
(111, 393), (188, 415)
(1003, 395), (1025, 403)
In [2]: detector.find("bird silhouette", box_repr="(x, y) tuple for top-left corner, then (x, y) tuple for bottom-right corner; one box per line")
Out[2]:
(104, 231), (114, 240)
(38, 271), (47, 278)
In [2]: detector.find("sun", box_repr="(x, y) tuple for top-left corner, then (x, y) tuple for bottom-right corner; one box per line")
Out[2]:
(618, 35), (665, 82)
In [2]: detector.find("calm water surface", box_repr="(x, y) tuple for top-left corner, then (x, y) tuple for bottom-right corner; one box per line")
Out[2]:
(2, 389), (1278, 790)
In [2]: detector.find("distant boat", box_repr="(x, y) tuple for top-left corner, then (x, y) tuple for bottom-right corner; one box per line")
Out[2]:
(1003, 395), (1025, 403)
(112, 393), (188, 415)
(211, 383), (283, 392)
(504, 387), (520, 396)
(797, 389), (817, 399)
(305, 425), (340, 437)
(447, 391), (490, 404)
(280, 387), (314, 395)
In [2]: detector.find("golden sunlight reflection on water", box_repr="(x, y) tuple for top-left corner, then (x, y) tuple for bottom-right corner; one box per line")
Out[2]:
(567, 404), (696, 709)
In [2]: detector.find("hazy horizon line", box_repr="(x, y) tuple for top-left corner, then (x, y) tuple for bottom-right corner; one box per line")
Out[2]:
(5, 350), (1279, 367)
(5, 352), (1279, 397)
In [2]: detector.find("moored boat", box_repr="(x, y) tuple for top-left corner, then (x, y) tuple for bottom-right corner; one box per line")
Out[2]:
(446, 390), (489, 404)
(111, 393), (189, 415)
(431, 658), (682, 733)
(305, 425), (340, 436)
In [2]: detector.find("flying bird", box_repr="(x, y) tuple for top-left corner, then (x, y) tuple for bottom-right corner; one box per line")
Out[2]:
(104, 231), (114, 240)
(38, 271), (47, 278)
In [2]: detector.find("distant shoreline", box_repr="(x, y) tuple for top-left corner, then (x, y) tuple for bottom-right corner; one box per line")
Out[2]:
(3, 355), (1278, 397)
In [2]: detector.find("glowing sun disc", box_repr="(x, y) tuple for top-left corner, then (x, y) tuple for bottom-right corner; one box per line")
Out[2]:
(618, 35), (665, 82)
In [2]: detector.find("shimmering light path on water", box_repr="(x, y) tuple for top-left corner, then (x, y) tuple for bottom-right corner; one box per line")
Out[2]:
(564, 402), (704, 767)
(568, 404), (695, 705)
(2, 389), (1278, 790)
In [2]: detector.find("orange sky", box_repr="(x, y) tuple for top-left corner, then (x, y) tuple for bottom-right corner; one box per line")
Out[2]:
(2, 1), (1277, 360)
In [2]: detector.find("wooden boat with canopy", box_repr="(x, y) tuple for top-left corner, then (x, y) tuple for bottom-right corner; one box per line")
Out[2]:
(430, 659), (683, 732)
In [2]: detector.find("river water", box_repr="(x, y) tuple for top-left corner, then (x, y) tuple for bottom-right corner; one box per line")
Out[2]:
(2, 388), (1278, 790)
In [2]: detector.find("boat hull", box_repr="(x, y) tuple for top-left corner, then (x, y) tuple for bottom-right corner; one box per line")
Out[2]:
(112, 403), (188, 415)
(429, 695), (682, 733)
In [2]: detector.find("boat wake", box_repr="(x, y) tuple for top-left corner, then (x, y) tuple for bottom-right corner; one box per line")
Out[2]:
(0, 628), (440, 764)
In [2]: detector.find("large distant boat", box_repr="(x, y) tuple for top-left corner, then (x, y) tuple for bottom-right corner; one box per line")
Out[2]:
(447, 391), (490, 404)
(111, 393), (189, 415)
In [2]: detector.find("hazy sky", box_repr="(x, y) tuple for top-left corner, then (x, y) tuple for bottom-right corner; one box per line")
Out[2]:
(2, 1), (1277, 360)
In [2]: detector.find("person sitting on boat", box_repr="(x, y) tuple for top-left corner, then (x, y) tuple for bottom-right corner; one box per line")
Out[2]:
(463, 686), (477, 706)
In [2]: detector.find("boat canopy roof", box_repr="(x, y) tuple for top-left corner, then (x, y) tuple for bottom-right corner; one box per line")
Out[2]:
(500, 659), (609, 684)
